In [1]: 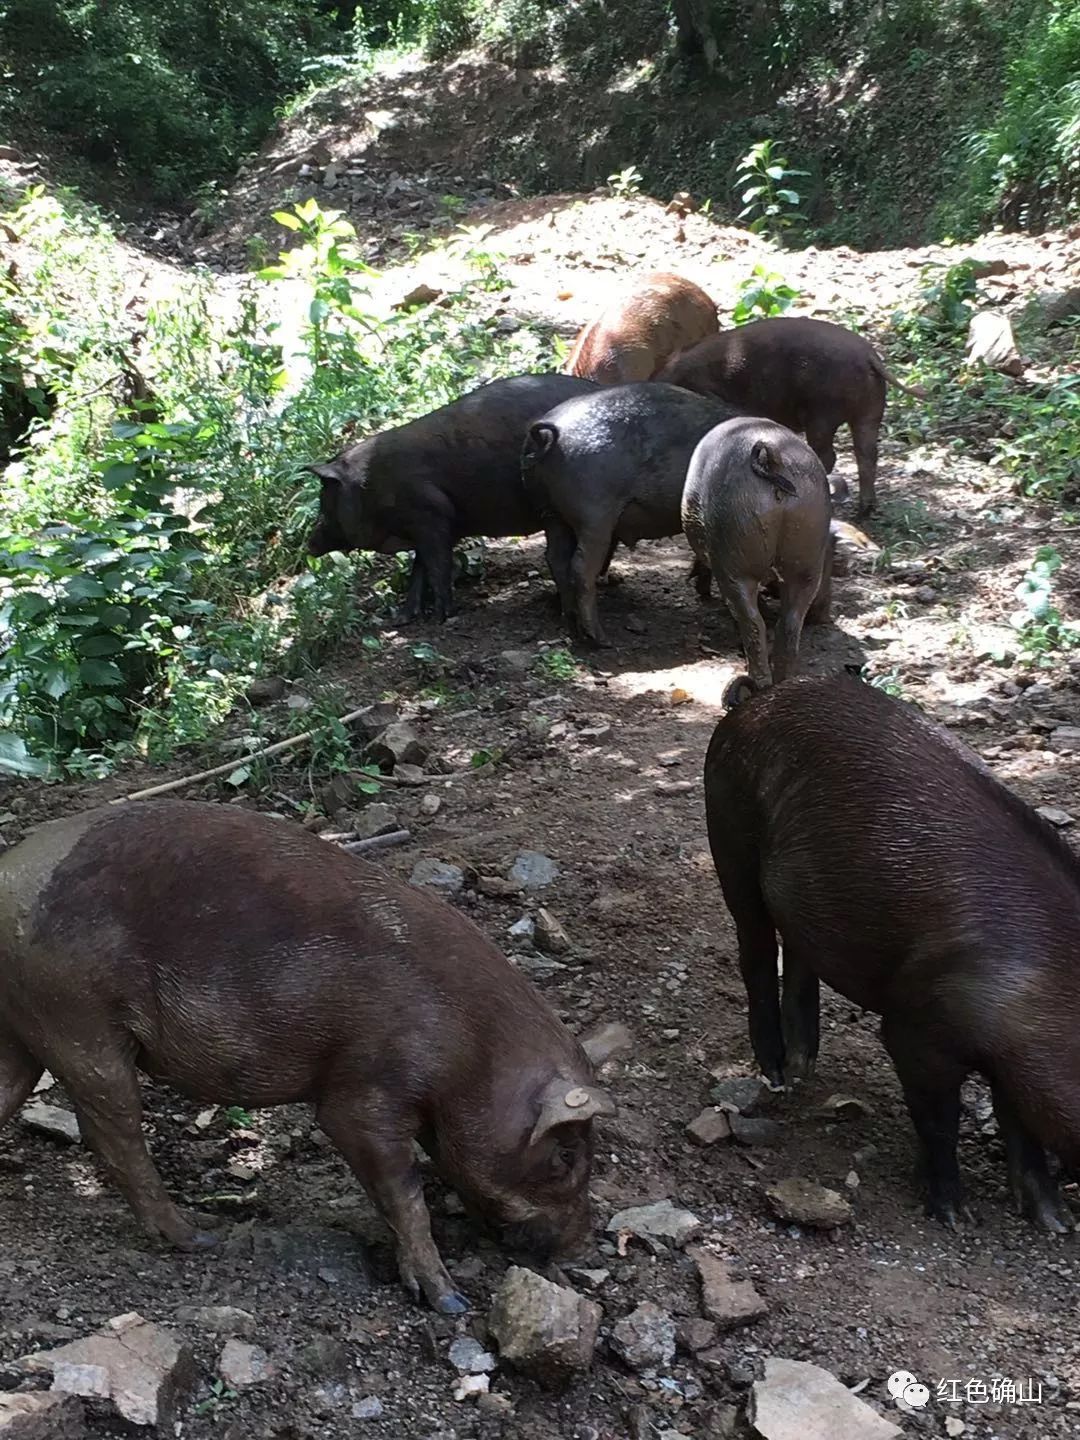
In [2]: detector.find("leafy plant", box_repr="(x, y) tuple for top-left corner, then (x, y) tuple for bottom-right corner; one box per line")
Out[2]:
(607, 165), (643, 199)
(731, 266), (800, 324)
(734, 140), (808, 238)
(1010, 545), (1080, 663)
(194, 1379), (238, 1417)
(536, 648), (578, 681)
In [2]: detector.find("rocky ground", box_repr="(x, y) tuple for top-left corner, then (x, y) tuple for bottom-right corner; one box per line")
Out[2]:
(4, 63), (1080, 1440)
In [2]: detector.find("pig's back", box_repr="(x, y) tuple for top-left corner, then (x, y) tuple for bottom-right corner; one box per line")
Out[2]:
(0, 802), (555, 1098)
(708, 677), (1080, 1008)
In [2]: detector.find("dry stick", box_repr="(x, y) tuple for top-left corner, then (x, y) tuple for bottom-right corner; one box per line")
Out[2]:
(115, 705), (405, 804)
(339, 829), (411, 855)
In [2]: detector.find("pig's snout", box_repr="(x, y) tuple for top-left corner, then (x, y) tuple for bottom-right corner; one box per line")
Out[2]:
(497, 1202), (593, 1263)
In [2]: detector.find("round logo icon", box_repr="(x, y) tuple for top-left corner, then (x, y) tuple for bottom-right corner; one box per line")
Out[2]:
(887, 1371), (930, 1409)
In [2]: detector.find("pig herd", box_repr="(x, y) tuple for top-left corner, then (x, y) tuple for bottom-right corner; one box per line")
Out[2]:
(1, 273), (1077, 1326)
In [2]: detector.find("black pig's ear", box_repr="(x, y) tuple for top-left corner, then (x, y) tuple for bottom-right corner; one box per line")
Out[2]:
(529, 1077), (616, 1146)
(750, 440), (796, 495)
(306, 462), (344, 487)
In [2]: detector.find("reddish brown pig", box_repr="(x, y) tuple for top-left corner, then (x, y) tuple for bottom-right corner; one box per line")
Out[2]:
(705, 674), (1080, 1233)
(661, 317), (924, 514)
(0, 801), (615, 1312)
(565, 272), (719, 384)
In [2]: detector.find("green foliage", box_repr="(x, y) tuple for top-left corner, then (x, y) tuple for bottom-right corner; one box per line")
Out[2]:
(893, 260), (980, 346)
(1010, 546), (1080, 662)
(734, 140), (807, 238)
(536, 647), (578, 681)
(0, 189), (550, 773)
(0, 0), (342, 202)
(607, 165), (643, 199)
(731, 266), (800, 325)
(965, 2), (1080, 227)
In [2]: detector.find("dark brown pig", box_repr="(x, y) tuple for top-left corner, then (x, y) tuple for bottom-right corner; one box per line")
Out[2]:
(521, 382), (739, 644)
(307, 373), (596, 622)
(565, 272), (719, 384)
(683, 416), (831, 690)
(705, 673), (1080, 1233)
(661, 317), (924, 514)
(0, 801), (615, 1312)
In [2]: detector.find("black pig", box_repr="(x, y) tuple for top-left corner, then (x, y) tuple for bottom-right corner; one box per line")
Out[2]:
(307, 374), (596, 621)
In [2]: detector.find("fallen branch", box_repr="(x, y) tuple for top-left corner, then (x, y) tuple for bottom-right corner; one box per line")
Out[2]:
(338, 828), (411, 855)
(116, 705), (396, 803)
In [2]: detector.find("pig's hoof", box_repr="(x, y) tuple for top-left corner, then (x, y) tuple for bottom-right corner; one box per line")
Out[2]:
(722, 675), (757, 710)
(434, 1290), (469, 1316)
(927, 1194), (972, 1230)
(1021, 1184), (1075, 1235)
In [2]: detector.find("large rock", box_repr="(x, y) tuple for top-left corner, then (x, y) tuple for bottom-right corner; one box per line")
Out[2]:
(351, 803), (400, 841)
(606, 1198), (702, 1248)
(20, 1313), (195, 1428)
(534, 908), (571, 955)
(966, 310), (1023, 376)
(409, 858), (465, 894)
(690, 1247), (767, 1329)
(765, 1178), (853, 1229)
(20, 1101), (81, 1144)
(0, 1393), (85, 1438)
(509, 851), (559, 890)
(367, 721), (428, 771)
(487, 1266), (601, 1386)
(609, 1302), (676, 1372)
(686, 1107), (732, 1146)
(347, 701), (399, 742)
(750, 1357), (902, 1439)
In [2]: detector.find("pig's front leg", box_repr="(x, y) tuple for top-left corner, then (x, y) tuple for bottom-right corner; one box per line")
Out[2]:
(316, 1093), (468, 1315)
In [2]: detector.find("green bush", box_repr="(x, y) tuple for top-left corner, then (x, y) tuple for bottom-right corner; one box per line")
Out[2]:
(0, 0), (340, 201)
(0, 188), (556, 774)
(965, 2), (1080, 226)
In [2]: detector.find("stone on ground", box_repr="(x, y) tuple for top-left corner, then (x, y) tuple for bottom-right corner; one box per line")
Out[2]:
(765, 1177), (853, 1228)
(0, 1393), (86, 1438)
(19, 1313), (195, 1427)
(750, 1357), (902, 1439)
(609, 1302), (676, 1372)
(487, 1266), (601, 1385)
(606, 1198), (703, 1248)
(689, 1247), (767, 1329)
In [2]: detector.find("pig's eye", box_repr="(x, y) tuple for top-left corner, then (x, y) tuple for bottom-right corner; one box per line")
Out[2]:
(552, 1144), (579, 1174)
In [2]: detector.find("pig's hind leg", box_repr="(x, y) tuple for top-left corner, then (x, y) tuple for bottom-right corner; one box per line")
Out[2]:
(316, 1092), (467, 1315)
(881, 1018), (969, 1226)
(718, 575), (772, 690)
(569, 523), (616, 646)
(61, 1044), (217, 1249)
(772, 569), (820, 683)
(779, 944), (820, 1083)
(991, 1084), (1074, 1234)
(0, 1032), (44, 1129)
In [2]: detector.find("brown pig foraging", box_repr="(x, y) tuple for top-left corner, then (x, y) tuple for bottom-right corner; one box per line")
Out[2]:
(565, 272), (719, 384)
(682, 416), (831, 691)
(661, 317), (923, 514)
(306, 373), (596, 623)
(0, 801), (615, 1313)
(705, 674), (1080, 1233)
